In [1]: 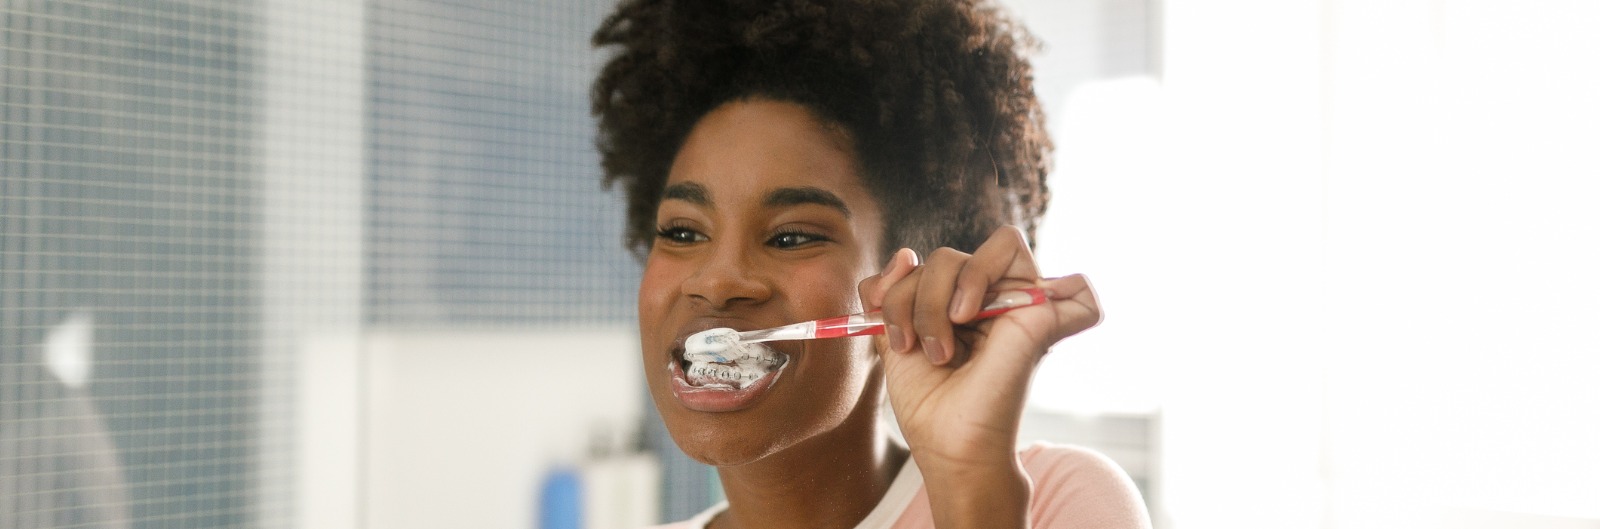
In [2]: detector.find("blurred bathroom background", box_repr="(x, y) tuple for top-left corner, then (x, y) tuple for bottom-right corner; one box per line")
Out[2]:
(1, 0), (1595, 528)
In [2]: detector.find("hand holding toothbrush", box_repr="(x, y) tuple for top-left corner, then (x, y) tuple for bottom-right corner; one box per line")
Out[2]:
(856, 226), (1103, 529)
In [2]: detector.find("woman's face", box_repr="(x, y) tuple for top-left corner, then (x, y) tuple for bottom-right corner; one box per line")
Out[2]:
(639, 98), (886, 466)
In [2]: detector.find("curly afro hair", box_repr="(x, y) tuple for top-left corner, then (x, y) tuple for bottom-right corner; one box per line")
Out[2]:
(592, 0), (1052, 261)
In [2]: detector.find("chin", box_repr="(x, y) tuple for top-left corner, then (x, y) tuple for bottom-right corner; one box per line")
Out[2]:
(683, 441), (782, 468)
(662, 411), (797, 468)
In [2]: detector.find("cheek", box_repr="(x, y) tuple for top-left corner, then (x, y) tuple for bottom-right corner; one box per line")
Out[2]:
(637, 254), (681, 319)
(786, 260), (880, 385)
(636, 254), (685, 377)
(637, 257), (682, 401)
(785, 260), (870, 316)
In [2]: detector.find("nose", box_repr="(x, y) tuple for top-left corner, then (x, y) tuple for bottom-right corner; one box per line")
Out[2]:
(681, 239), (772, 310)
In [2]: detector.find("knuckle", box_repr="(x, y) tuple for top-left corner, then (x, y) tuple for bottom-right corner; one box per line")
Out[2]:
(911, 307), (943, 334)
(880, 281), (916, 321)
(857, 275), (879, 293)
(857, 274), (883, 292)
(1067, 297), (1104, 330)
(956, 266), (989, 287)
(993, 224), (1026, 245)
(926, 246), (967, 265)
(910, 296), (943, 326)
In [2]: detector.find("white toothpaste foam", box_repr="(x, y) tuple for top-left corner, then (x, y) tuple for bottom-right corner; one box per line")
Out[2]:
(683, 327), (787, 389)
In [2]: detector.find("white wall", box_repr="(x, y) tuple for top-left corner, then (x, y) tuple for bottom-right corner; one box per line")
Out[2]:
(1006, 0), (1600, 527)
(1320, 0), (1600, 526)
(297, 327), (650, 529)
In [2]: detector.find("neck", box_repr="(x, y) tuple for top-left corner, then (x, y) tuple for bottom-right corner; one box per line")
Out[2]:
(710, 407), (910, 529)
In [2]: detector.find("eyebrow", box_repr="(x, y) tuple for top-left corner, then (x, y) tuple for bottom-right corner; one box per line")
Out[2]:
(763, 186), (851, 219)
(661, 182), (710, 206)
(660, 182), (852, 219)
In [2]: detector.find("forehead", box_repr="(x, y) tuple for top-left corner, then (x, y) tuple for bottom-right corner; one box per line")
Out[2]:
(665, 99), (874, 209)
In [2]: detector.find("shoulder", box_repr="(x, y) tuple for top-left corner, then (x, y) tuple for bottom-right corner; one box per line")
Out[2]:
(1017, 442), (1131, 484)
(1018, 442), (1153, 529)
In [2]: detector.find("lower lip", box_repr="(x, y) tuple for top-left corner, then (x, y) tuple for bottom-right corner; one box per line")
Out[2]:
(667, 360), (784, 413)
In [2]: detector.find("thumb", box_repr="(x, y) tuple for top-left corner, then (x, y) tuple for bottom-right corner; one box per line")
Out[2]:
(1039, 274), (1102, 343)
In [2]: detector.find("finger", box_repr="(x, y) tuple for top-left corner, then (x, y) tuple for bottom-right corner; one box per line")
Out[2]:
(859, 249), (918, 356)
(1040, 274), (1103, 342)
(948, 226), (1041, 323)
(877, 263), (925, 355)
(860, 247), (919, 310)
(912, 247), (970, 366)
(950, 276), (1094, 394)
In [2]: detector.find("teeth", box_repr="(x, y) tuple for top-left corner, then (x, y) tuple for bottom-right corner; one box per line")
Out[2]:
(718, 349), (784, 365)
(687, 363), (764, 384)
(680, 328), (789, 389)
(682, 351), (787, 389)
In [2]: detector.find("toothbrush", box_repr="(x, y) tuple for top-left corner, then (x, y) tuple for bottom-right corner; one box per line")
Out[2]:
(682, 287), (1051, 364)
(734, 287), (1049, 344)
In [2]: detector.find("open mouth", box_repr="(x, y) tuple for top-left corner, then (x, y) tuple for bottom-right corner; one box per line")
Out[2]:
(676, 328), (790, 390)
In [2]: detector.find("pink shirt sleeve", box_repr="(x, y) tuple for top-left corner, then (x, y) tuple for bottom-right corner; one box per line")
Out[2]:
(1021, 443), (1152, 529)
(891, 443), (1151, 529)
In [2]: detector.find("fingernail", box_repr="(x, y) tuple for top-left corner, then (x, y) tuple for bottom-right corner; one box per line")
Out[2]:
(888, 325), (905, 352)
(922, 336), (947, 365)
(1042, 278), (1062, 299)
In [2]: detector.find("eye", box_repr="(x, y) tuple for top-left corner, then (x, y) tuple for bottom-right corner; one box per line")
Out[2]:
(767, 230), (829, 249)
(655, 225), (707, 245)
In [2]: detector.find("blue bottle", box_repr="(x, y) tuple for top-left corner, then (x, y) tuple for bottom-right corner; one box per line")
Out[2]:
(538, 466), (584, 529)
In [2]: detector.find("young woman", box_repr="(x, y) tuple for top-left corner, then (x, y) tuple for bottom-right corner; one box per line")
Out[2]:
(592, 1), (1151, 527)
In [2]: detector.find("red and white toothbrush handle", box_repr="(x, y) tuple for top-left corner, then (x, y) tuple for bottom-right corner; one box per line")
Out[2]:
(811, 287), (1050, 339)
